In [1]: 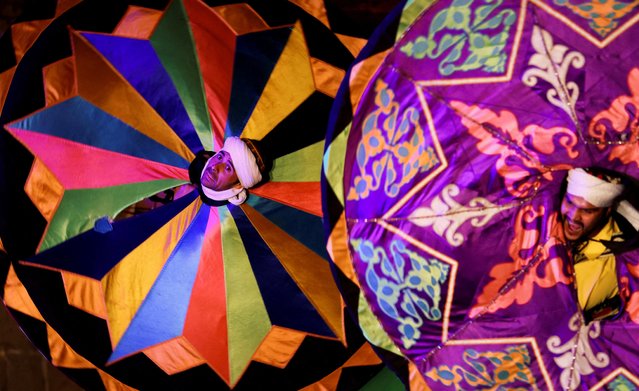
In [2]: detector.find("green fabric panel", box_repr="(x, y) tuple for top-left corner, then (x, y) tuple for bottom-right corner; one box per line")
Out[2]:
(359, 366), (405, 391)
(41, 179), (186, 251)
(219, 207), (270, 386)
(322, 123), (351, 206)
(269, 140), (324, 182)
(151, 0), (213, 151)
(397, 0), (438, 40)
(358, 290), (403, 356)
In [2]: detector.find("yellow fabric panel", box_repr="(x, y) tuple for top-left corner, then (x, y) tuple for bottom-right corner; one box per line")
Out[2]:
(73, 32), (195, 162)
(62, 272), (108, 319)
(112, 6), (162, 39)
(3, 264), (43, 321)
(102, 198), (201, 348)
(310, 58), (344, 99)
(335, 33), (367, 57)
(213, 4), (269, 35)
(358, 290), (402, 356)
(24, 158), (64, 223)
(220, 207), (271, 386)
(0, 67), (16, 112)
(574, 219), (620, 311)
(349, 50), (390, 113)
(323, 124), (349, 204)
(251, 326), (306, 368)
(241, 204), (345, 343)
(144, 337), (206, 375)
(241, 21), (315, 140)
(48, 324), (93, 368)
(288, 0), (330, 28)
(269, 140), (323, 182)
(43, 57), (76, 107)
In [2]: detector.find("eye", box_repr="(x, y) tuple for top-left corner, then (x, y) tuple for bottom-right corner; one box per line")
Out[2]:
(216, 154), (223, 160)
(226, 164), (232, 172)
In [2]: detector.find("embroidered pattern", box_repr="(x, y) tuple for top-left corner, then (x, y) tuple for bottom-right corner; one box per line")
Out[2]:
(348, 79), (439, 201)
(408, 184), (510, 246)
(400, 0), (517, 76)
(350, 238), (450, 349)
(589, 67), (639, 157)
(547, 313), (610, 390)
(554, 0), (639, 37)
(426, 344), (539, 389)
(522, 26), (585, 118)
(450, 101), (577, 198)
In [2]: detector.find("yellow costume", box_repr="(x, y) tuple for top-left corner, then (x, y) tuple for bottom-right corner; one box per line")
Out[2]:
(573, 218), (622, 318)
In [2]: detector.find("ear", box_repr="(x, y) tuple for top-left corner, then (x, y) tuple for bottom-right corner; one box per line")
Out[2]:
(232, 182), (243, 190)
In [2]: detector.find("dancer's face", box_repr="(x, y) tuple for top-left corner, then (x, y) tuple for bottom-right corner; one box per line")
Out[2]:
(201, 151), (239, 191)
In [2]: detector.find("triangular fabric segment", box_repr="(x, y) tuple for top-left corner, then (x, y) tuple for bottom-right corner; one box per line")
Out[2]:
(3, 265), (44, 321)
(72, 31), (195, 161)
(268, 140), (324, 182)
(245, 194), (327, 259)
(220, 206), (271, 387)
(180, 0), (235, 150)
(225, 27), (291, 137)
(241, 21), (316, 140)
(22, 191), (199, 278)
(83, 32), (203, 154)
(183, 206), (230, 382)
(230, 205), (333, 337)
(108, 201), (207, 362)
(41, 179), (186, 251)
(250, 182), (321, 217)
(11, 20), (50, 62)
(113, 6), (162, 39)
(7, 97), (190, 169)
(43, 57), (76, 107)
(9, 128), (189, 189)
(241, 204), (345, 342)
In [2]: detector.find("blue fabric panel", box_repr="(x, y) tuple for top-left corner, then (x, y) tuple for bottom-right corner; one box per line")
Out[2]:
(228, 204), (334, 337)
(11, 96), (190, 168)
(224, 28), (290, 137)
(245, 195), (329, 260)
(24, 191), (199, 279)
(81, 32), (203, 154)
(109, 204), (210, 363)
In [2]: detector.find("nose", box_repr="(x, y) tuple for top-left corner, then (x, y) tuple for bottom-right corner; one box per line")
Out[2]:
(565, 205), (581, 222)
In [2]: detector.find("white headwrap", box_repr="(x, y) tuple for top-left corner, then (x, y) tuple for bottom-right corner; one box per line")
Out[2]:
(566, 168), (624, 207)
(200, 137), (262, 205)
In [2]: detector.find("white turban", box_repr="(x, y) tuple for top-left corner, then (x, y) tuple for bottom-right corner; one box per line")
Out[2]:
(200, 137), (262, 205)
(566, 168), (624, 207)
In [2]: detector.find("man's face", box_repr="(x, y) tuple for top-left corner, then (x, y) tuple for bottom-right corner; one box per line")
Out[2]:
(560, 193), (610, 241)
(201, 151), (239, 191)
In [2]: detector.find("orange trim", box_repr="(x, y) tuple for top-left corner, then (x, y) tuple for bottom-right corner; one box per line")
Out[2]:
(48, 325), (93, 369)
(24, 158), (64, 223)
(212, 3), (270, 35)
(43, 57), (76, 107)
(310, 57), (344, 99)
(327, 212), (359, 285)
(335, 33), (367, 58)
(113, 6), (162, 39)
(349, 50), (389, 113)
(3, 264), (43, 321)
(144, 337), (207, 375)
(288, 0), (329, 28)
(0, 67), (16, 112)
(62, 272), (108, 319)
(408, 361), (432, 391)
(251, 326), (306, 368)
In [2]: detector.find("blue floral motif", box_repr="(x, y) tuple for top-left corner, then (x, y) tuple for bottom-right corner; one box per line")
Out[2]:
(400, 0), (517, 76)
(350, 238), (450, 349)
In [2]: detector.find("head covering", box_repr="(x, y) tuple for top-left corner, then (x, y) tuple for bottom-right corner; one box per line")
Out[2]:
(199, 137), (262, 205)
(566, 168), (624, 207)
